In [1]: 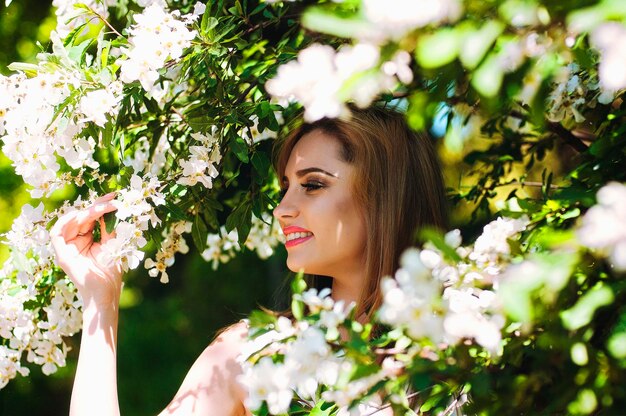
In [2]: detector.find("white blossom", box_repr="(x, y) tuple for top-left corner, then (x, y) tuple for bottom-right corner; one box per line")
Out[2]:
(578, 182), (626, 271)
(201, 227), (241, 269)
(144, 221), (192, 283)
(470, 216), (529, 266)
(201, 214), (283, 269)
(78, 88), (120, 127)
(177, 142), (221, 188)
(0, 69), (96, 197)
(239, 356), (293, 414)
(378, 248), (445, 343)
(267, 41), (417, 121)
(193, 1), (206, 16)
(98, 175), (165, 271)
(591, 22), (626, 92)
(119, 4), (197, 93)
(443, 287), (504, 352)
(362, 0), (462, 41)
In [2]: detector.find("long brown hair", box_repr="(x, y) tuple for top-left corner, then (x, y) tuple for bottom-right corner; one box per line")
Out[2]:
(274, 104), (447, 318)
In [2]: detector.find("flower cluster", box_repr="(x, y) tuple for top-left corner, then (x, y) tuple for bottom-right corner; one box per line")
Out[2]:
(105, 175), (165, 271)
(542, 63), (613, 124)
(123, 132), (171, 176)
(578, 182), (626, 271)
(266, 43), (412, 121)
(201, 213), (284, 269)
(119, 4), (198, 93)
(242, 216), (532, 414)
(0, 171), (172, 386)
(79, 82), (123, 127)
(239, 289), (358, 415)
(0, 68), (101, 198)
(591, 22), (626, 92)
(380, 217), (527, 354)
(144, 221), (193, 283)
(0, 196), (97, 387)
(378, 249), (446, 344)
(177, 132), (222, 188)
(362, 0), (462, 41)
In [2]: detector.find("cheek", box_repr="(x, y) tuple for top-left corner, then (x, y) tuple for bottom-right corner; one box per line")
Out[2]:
(334, 195), (367, 251)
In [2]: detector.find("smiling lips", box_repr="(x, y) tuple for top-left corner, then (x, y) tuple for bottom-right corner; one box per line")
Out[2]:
(283, 226), (314, 248)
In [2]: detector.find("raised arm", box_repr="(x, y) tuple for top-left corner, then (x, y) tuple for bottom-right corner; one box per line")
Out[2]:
(51, 194), (249, 416)
(51, 193), (123, 416)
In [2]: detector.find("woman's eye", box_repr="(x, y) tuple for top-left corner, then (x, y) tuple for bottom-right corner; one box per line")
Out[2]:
(302, 181), (324, 191)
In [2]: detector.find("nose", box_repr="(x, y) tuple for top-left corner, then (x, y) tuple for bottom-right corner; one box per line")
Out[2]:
(273, 188), (298, 222)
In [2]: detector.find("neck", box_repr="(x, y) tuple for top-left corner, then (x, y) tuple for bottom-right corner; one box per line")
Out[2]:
(330, 272), (364, 308)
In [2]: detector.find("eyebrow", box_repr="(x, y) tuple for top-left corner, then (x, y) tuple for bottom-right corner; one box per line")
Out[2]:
(282, 167), (338, 182)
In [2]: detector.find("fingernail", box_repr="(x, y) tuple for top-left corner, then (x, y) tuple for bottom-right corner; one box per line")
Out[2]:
(104, 192), (117, 198)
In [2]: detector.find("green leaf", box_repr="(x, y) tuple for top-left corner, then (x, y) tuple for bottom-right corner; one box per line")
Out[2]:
(567, 0), (626, 33)
(561, 283), (614, 331)
(248, 309), (277, 328)
(202, 16), (219, 33)
(103, 211), (117, 234)
(7, 62), (39, 74)
(471, 54), (503, 97)
(143, 96), (161, 114)
(230, 136), (249, 163)
(607, 333), (626, 359)
(188, 116), (214, 133)
(291, 270), (307, 295)
(302, 7), (370, 38)
(225, 200), (252, 245)
(67, 38), (93, 63)
(162, 202), (189, 222)
(251, 151), (270, 179)
(500, 253), (577, 322)
(419, 228), (462, 262)
(102, 121), (114, 148)
(292, 297), (304, 320)
(416, 28), (460, 69)
(459, 21), (504, 69)
(310, 401), (335, 416)
(192, 214), (209, 252)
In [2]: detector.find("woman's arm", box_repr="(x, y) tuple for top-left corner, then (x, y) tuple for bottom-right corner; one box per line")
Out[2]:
(71, 301), (121, 416)
(159, 322), (250, 416)
(51, 194), (123, 416)
(51, 195), (249, 416)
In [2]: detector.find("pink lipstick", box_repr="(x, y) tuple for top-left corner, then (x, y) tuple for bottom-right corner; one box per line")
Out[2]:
(282, 226), (314, 248)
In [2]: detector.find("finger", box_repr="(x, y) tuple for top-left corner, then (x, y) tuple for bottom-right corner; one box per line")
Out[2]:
(94, 192), (117, 204)
(75, 202), (118, 235)
(51, 210), (81, 244)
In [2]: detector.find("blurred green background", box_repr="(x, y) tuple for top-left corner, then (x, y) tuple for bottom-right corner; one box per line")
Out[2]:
(0, 2), (289, 415)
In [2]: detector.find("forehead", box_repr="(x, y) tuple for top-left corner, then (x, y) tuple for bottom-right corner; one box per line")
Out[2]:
(284, 129), (345, 176)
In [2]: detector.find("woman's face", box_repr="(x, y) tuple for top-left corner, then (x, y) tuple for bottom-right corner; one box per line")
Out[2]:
(274, 129), (367, 280)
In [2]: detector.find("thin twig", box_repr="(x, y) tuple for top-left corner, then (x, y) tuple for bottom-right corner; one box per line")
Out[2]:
(86, 5), (123, 38)
(456, 180), (561, 190)
(509, 110), (588, 153)
(545, 120), (589, 153)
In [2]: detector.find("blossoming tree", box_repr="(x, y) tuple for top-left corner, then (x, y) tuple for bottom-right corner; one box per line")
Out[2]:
(1, 0), (626, 414)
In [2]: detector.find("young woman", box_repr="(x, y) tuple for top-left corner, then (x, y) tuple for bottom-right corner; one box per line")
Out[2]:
(51, 105), (447, 415)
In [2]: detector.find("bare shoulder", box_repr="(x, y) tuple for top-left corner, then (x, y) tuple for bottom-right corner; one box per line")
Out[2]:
(212, 320), (249, 348)
(158, 321), (251, 416)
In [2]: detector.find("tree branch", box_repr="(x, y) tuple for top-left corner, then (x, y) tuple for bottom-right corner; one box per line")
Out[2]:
(509, 110), (589, 153)
(546, 120), (589, 153)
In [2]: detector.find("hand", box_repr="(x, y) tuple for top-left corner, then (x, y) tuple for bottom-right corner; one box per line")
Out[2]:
(51, 193), (123, 309)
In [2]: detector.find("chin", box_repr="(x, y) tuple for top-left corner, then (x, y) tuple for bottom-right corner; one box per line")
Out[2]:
(286, 257), (318, 275)
(286, 259), (306, 274)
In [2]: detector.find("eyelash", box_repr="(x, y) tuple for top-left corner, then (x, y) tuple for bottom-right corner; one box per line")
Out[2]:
(279, 181), (325, 198)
